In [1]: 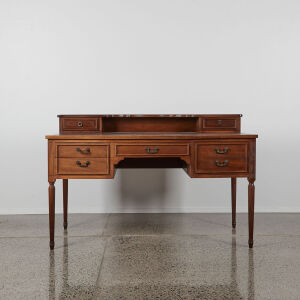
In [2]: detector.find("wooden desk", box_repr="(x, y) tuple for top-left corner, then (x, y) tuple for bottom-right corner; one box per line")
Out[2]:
(46, 114), (257, 249)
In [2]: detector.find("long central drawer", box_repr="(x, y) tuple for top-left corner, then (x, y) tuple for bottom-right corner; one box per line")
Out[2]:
(115, 143), (190, 156)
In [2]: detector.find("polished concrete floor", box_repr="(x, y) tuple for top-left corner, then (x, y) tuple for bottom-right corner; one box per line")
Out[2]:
(0, 213), (300, 299)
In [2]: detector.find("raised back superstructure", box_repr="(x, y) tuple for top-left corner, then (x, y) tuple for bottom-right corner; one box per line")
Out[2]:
(58, 114), (242, 134)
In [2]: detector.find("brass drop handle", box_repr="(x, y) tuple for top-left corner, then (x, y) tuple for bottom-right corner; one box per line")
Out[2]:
(76, 161), (90, 168)
(215, 147), (229, 154)
(76, 147), (90, 153)
(217, 120), (223, 126)
(215, 160), (228, 167)
(77, 121), (83, 127)
(145, 146), (159, 154)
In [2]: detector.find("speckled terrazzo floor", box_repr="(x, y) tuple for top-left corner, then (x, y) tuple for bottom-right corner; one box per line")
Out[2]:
(1, 214), (300, 299)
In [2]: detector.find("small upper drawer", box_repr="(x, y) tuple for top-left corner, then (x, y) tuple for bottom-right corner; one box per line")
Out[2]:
(61, 117), (99, 132)
(201, 116), (240, 132)
(204, 118), (236, 128)
(57, 144), (108, 158)
(115, 143), (190, 156)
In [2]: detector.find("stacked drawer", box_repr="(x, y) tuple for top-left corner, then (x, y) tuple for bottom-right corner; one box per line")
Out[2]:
(56, 143), (109, 175)
(195, 142), (248, 173)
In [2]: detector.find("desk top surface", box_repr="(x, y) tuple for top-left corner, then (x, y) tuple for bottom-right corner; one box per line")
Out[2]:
(57, 114), (243, 118)
(46, 132), (258, 139)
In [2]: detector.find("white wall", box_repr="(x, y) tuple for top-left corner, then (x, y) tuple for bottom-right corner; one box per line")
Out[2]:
(0, 0), (300, 214)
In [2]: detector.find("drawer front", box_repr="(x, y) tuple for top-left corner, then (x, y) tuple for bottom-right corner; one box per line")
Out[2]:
(115, 144), (190, 156)
(195, 143), (248, 173)
(57, 145), (108, 158)
(202, 117), (240, 132)
(57, 158), (109, 175)
(62, 118), (99, 131)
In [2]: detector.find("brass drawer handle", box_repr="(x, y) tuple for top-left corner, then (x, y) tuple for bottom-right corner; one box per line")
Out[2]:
(76, 161), (90, 168)
(215, 160), (228, 167)
(76, 147), (90, 153)
(145, 146), (159, 154)
(77, 121), (83, 127)
(217, 120), (223, 126)
(215, 147), (228, 154)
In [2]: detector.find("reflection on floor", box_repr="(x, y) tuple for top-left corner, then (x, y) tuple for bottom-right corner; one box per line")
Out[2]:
(0, 213), (300, 299)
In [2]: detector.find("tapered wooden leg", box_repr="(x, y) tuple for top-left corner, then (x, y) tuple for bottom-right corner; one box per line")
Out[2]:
(231, 178), (236, 229)
(248, 178), (255, 248)
(49, 180), (56, 250)
(63, 179), (68, 230)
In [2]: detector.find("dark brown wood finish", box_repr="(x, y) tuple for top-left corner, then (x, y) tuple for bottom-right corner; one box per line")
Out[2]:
(47, 114), (257, 249)
(63, 179), (68, 230)
(59, 117), (100, 134)
(115, 143), (190, 156)
(200, 115), (241, 133)
(48, 180), (55, 250)
(231, 178), (236, 229)
(248, 177), (255, 248)
(57, 144), (108, 158)
(57, 157), (109, 175)
(194, 142), (248, 174)
(58, 114), (242, 134)
(102, 116), (199, 132)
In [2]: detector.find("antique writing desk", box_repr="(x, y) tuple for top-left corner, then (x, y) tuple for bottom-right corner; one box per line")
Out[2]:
(46, 114), (257, 249)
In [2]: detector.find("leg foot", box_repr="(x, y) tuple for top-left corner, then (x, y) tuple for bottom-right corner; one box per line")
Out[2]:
(248, 240), (253, 248)
(63, 222), (68, 230)
(50, 241), (55, 250)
